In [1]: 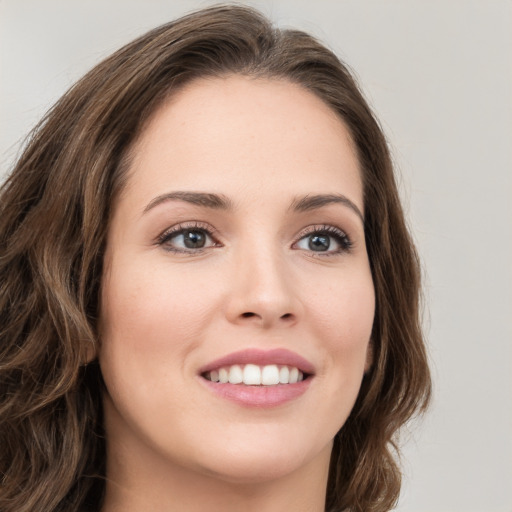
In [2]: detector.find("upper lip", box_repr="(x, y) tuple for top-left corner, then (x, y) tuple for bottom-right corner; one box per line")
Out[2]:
(199, 348), (315, 375)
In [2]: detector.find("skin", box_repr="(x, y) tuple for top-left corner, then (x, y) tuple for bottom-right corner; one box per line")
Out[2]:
(98, 75), (375, 512)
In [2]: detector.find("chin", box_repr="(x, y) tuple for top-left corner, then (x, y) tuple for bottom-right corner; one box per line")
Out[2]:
(197, 454), (312, 485)
(189, 431), (333, 485)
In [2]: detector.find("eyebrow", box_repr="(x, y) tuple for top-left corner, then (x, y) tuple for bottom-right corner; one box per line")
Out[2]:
(143, 191), (234, 214)
(290, 194), (364, 223)
(143, 190), (364, 223)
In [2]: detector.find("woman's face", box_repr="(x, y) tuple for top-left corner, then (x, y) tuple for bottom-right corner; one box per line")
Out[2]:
(99, 76), (375, 484)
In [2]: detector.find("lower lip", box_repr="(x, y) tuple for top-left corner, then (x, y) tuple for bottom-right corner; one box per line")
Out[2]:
(199, 378), (312, 407)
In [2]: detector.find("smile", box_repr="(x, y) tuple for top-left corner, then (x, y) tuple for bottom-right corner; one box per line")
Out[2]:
(203, 364), (306, 386)
(198, 348), (314, 407)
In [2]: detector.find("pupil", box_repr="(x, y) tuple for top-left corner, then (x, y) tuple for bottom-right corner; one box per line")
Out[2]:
(309, 234), (329, 251)
(184, 230), (205, 248)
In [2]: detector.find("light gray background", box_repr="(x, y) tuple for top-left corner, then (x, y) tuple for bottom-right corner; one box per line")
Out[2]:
(1, 1), (511, 510)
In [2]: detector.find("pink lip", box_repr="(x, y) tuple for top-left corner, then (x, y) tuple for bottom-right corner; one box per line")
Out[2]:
(198, 348), (315, 408)
(200, 378), (311, 408)
(199, 348), (315, 375)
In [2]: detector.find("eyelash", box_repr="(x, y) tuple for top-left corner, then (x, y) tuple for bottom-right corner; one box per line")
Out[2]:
(157, 221), (219, 254)
(156, 222), (353, 256)
(293, 224), (353, 257)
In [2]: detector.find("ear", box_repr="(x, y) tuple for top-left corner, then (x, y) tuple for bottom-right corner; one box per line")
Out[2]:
(364, 339), (374, 374)
(83, 340), (98, 365)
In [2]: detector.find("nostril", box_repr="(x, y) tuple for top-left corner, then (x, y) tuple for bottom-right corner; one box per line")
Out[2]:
(241, 312), (293, 320)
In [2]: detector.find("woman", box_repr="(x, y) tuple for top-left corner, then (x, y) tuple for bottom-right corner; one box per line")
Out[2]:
(0, 5), (431, 512)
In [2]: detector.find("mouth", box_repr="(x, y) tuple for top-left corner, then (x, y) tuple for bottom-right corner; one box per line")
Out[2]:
(202, 363), (310, 386)
(198, 349), (314, 407)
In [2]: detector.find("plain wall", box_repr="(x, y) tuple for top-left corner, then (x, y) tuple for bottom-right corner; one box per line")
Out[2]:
(1, 1), (511, 510)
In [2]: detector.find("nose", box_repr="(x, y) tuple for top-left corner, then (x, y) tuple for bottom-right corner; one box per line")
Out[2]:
(224, 245), (302, 329)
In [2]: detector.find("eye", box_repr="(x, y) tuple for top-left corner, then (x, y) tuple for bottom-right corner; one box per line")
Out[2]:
(157, 223), (219, 253)
(293, 225), (352, 255)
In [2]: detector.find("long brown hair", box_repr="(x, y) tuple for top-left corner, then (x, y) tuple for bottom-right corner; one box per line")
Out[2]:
(0, 5), (430, 511)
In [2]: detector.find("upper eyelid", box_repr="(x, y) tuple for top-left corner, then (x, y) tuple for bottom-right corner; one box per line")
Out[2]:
(293, 224), (349, 240)
(157, 221), (218, 240)
(157, 222), (347, 237)
(297, 224), (346, 234)
(292, 224), (354, 254)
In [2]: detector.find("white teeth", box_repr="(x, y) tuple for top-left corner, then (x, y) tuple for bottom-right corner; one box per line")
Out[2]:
(243, 364), (261, 385)
(205, 364), (307, 386)
(228, 365), (243, 384)
(218, 367), (229, 383)
(279, 366), (290, 384)
(261, 365), (280, 385)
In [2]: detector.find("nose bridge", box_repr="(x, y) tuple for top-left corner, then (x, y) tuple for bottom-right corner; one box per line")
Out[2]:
(227, 234), (300, 327)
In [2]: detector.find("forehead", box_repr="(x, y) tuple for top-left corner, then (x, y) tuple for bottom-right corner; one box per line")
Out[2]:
(123, 75), (363, 213)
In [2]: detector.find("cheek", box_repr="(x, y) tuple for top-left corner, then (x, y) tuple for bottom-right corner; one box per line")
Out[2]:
(100, 261), (214, 351)
(98, 262), (212, 408)
(97, 261), (219, 438)
(306, 269), (375, 378)
(285, 268), (374, 453)
(311, 271), (375, 340)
